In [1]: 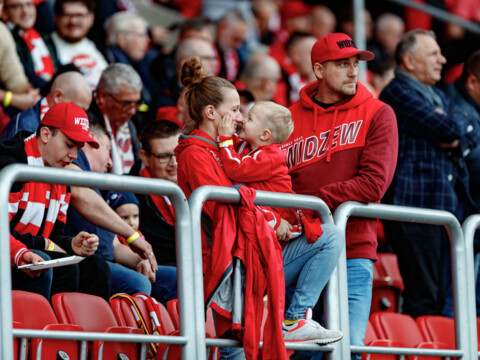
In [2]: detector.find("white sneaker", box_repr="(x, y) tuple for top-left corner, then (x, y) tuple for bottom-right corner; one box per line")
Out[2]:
(282, 308), (343, 345)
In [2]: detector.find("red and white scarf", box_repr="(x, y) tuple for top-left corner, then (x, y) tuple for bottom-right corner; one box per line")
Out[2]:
(20, 28), (55, 81)
(9, 134), (70, 238)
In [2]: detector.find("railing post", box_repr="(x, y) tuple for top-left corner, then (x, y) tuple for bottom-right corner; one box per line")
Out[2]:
(0, 164), (198, 360)
(462, 215), (480, 357)
(189, 185), (340, 357)
(333, 201), (475, 360)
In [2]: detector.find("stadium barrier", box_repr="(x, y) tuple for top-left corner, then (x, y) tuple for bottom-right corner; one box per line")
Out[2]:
(0, 164), (195, 359)
(1, 164), (479, 359)
(334, 202), (477, 360)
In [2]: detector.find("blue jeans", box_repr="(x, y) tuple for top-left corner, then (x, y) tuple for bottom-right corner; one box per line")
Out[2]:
(108, 261), (152, 296)
(347, 258), (374, 360)
(152, 265), (178, 306)
(283, 224), (344, 320)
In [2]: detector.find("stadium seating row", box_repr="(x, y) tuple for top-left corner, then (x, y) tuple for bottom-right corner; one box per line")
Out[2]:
(363, 312), (480, 359)
(11, 290), (202, 360)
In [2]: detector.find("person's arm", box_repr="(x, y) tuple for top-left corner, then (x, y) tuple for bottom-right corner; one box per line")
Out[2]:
(316, 105), (399, 211)
(0, 22), (30, 93)
(113, 236), (143, 268)
(218, 136), (275, 183)
(0, 89), (41, 112)
(379, 82), (462, 144)
(66, 164), (158, 270)
(113, 236), (155, 283)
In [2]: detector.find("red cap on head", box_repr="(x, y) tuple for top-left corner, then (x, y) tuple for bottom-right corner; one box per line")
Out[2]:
(41, 102), (99, 149)
(311, 33), (375, 65)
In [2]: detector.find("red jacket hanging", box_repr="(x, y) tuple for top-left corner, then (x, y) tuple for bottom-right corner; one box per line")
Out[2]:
(204, 186), (287, 360)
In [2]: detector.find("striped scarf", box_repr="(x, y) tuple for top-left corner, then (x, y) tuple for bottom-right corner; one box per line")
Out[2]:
(9, 134), (70, 238)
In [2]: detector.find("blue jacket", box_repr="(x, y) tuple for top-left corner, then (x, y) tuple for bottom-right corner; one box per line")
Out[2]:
(444, 79), (480, 205)
(380, 76), (475, 220)
(2, 100), (42, 139)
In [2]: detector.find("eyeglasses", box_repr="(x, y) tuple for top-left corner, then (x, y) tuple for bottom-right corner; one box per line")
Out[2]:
(106, 92), (142, 111)
(148, 151), (176, 164)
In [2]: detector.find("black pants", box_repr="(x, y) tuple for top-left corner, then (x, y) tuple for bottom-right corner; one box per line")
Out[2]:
(383, 221), (449, 318)
(13, 251), (111, 301)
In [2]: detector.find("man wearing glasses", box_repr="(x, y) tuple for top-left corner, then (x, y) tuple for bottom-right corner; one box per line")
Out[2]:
(93, 63), (142, 174)
(129, 120), (181, 266)
(51, 0), (108, 90)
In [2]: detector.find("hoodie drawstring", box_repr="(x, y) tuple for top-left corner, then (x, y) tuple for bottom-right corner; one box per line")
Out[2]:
(325, 109), (338, 163)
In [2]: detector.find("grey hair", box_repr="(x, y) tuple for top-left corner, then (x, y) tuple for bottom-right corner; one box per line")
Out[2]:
(96, 63), (143, 94)
(105, 12), (148, 47)
(394, 29), (436, 65)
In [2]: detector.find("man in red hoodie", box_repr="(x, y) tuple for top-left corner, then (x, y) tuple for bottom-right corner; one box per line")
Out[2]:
(281, 33), (398, 359)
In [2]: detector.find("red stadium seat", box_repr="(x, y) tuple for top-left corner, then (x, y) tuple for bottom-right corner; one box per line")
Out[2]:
(371, 253), (404, 314)
(370, 312), (425, 348)
(12, 290), (82, 360)
(52, 292), (143, 360)
(416, 315), (455, 349)
(370, 312), (445, 360)
(12, 321), (25, 360)
(110, 293), (181, 360)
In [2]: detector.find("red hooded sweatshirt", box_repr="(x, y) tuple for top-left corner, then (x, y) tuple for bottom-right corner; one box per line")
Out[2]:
(281, 81), (398, 260)
(176, 130), (287, 360)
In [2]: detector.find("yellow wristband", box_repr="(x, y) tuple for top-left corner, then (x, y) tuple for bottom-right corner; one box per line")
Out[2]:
(3, 91), (12, 107)
(126, 231), (140, 244)
(47, 240), (55, 251)
(219, 139), (234, 148)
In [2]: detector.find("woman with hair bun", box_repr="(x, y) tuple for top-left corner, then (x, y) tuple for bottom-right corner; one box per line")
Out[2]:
(175, 56), (343, 360)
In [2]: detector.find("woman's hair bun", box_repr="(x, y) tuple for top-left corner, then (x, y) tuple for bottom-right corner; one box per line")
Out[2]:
(180, 56), (208, 88)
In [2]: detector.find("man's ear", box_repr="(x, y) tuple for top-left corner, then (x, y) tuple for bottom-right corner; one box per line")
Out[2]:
(96, 89), (107, 108)
(51, 88), (64, 105)
(313, 63), (324, 80)
(403, 53), (416, 72)
(38, 127), (52, 144)
(117, 33), (127, 50)
(139, 149), (149, 166)
(465, 74), (478, 93)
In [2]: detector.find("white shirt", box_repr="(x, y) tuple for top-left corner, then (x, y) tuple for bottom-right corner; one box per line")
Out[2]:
(51, 32), (108, 90)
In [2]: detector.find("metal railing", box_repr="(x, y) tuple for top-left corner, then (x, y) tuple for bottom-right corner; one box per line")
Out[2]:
(333, 201), (477, 360)
(0, 164), (196, 360)
(462, 214), (480, 358)
(188, 185), (343, 355)
(2, 166), (479, 359)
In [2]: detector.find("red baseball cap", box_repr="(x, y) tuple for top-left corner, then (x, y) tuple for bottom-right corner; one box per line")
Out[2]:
(311, 33), (375, 65)
(41, 102), (99, 148)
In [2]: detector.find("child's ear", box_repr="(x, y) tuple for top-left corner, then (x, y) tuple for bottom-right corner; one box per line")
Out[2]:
(260, 129), (271, 142)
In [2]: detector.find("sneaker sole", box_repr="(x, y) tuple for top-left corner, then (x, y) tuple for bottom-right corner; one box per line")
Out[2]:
(284, 334), (343, 345)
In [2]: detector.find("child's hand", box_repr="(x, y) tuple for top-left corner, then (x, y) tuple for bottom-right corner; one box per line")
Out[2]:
(276, 219), (293, 242)
(218, 112), (236, 137)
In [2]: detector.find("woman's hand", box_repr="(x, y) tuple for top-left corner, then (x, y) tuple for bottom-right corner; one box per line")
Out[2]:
(218, 112), (236, 137)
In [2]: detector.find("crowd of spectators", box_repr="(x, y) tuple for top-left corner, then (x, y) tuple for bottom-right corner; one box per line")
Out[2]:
(1, 0), (480, 359)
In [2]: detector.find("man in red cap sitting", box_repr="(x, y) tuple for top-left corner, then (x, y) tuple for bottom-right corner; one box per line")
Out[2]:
(0, 102), (111, 300)
(281, 33), (398, 358)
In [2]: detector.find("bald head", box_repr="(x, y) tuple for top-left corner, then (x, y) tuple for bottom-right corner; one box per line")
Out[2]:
(176, 38), (216, 75)
(240, 53), (281, 101)
(50, 71), (92, 110)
